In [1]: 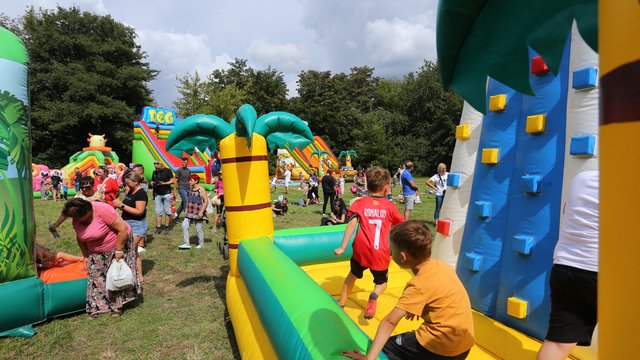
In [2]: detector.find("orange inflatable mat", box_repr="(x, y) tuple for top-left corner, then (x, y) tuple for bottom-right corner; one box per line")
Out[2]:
(39, 262), (88, 284)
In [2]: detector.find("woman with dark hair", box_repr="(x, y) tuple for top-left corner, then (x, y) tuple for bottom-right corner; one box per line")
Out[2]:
(113, 172), (148, 281)
(321, 169), (337, 215)
(48, 176), (104, 234)
(354, 168), (367, 197)
(321, 197), (348, 226)
(63, 198), (141, 318)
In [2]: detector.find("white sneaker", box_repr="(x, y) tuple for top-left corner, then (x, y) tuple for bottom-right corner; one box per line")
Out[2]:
(137, 246), (146, 253)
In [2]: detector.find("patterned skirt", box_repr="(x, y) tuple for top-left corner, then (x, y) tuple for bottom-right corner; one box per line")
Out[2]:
(86, 234), (142, 314)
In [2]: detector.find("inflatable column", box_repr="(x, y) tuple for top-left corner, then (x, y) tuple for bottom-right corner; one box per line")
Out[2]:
(0, 27), (35, 284)
(599, 1), (640, 357)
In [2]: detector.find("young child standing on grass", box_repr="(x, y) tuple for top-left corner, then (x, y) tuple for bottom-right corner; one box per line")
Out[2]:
(178, 174), (209, 250)
(334, 166), (404, 319)
(342, 220), (475, 360)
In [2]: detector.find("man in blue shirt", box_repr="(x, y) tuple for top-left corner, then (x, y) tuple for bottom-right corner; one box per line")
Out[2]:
(400, 161), (419, 219)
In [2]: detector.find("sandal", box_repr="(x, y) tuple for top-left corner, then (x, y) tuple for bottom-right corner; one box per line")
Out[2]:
(111, 310), (123, 317)
(89, 312), (100, 319)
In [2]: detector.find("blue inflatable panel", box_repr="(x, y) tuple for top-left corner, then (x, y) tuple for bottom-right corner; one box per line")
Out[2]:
(494, 42), (571, 339)
(456, 80), (521, 316)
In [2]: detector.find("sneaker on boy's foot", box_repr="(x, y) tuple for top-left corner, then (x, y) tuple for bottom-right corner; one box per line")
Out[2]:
(137, 246), (146, 253)
(178, 243), (191, 250)
(364, 299), (377, 319)
(154, 227), (162, 235)
(163, 227), (171, 235)
(196, 244), (203, 249)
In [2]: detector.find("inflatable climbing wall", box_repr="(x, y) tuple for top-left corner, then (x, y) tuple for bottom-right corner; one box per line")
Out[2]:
(432, 24), (599, 357)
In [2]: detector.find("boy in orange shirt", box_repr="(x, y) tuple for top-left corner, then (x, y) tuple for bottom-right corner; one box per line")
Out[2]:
(342, 220), (474, 360)
(334, 166), (405, 319)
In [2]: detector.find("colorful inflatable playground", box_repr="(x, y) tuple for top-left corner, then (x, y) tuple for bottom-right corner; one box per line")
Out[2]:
(1, 1), (639, 359)
(132, 106), (216, 187)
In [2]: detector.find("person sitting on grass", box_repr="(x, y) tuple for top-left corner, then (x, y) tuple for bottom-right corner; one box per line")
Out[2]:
(178, 174), (209, 250)
(272, 197), (288, 217)
(341, 220), (475, 360)
(334, 166), (404, 319)
(321, 197), (348, 226)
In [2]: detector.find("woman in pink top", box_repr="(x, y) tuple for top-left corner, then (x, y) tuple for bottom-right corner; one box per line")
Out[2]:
(63, 198), (141, 318)
(212, 172), (225, 231)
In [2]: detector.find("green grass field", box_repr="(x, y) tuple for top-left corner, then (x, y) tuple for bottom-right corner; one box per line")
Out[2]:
(1, 177), (437, 359)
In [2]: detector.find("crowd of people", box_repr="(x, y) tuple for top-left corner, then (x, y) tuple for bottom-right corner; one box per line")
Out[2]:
(35, 156), (597, 360)
(44, 158), (227, 318)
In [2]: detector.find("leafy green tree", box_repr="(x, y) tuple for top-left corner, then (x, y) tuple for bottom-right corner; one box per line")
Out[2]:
(374, 79), (403, 113)
(202, 84), (246, 121)
(247, 66), (288, 115)
(292, 67), (380, 152)
(353, 109), (408, 170)
(19, 6), (157, 166)
(174, 59), (287, 120)
(397, 61), (462, 175)
(174, 71), (209, 118)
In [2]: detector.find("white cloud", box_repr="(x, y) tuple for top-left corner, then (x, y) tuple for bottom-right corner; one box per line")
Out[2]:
(36, 0), (108, 14)
(246, 39), (312, 73)
(364, 17), (436, 64)
(136, 30), (232, 108)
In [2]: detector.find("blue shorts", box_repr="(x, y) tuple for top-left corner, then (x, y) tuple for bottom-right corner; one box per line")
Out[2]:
(154, 193), (173, 216)
(126, 219), (148, 238)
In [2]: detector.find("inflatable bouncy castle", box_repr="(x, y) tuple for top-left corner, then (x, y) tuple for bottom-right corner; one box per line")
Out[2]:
(0, 28), (86, 337)
(167, 1), (640, 359)
(132, 106), (214, 187)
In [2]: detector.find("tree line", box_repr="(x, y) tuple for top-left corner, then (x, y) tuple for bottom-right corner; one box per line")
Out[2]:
(2, 7), (462, 175)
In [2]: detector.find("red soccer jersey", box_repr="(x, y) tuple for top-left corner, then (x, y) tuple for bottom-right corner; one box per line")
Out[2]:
(348, 196), (405, 270)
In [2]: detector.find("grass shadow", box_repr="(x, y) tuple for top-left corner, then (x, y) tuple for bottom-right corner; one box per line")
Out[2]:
(175, 275), (215, 288)
(141, 259), (155, 276)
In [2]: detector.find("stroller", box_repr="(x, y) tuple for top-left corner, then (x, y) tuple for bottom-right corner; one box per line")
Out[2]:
(216, 205), (229, 260)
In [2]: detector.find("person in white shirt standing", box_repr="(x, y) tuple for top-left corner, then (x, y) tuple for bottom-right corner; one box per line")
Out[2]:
(537, 170), (599, 360)
(426, 163), (448, 220)
(283, 164), (292, 194)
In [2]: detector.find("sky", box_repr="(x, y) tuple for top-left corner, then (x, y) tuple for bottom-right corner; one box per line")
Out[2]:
(3, 0), (439, 110)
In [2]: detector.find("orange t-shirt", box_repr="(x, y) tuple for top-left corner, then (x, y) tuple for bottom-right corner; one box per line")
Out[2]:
(396, 259), (475, 356)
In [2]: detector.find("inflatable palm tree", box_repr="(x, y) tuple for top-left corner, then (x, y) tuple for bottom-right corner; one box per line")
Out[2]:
(166, 104), (313, 274)
(338, 150), (358, 168)
(310, 149), (329, 176)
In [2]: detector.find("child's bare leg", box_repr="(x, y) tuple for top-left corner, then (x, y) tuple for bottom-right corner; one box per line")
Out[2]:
(371, 282), (387, 298)
(134, 236), (144, 281)
(536, 341), (576, 360)
(339, 272), (357, 307)
(56, 252), (84, 263)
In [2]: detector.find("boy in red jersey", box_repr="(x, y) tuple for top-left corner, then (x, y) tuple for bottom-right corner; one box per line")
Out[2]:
(334, 166), (405, 319)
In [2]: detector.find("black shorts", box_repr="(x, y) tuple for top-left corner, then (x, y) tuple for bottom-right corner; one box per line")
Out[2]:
(350, 258), (388, 285)
(546, 264), (598, 346)
(383, 331), (470, 360)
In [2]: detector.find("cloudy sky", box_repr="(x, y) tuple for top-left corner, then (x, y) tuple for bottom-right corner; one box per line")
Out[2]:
(3, 0), (439, 109)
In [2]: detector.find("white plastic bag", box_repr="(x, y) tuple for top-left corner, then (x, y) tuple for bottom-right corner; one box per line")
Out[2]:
(106, 259), (135, 291)
(206, 198), (215, 214)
